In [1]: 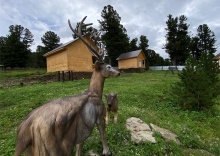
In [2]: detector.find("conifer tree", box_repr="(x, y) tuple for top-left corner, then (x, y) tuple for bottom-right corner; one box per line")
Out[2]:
(172, 52), (220, 110)
(129, 38), (138, 51)
(99, 5), (130, 66)
(0, 25), (34, 68)
(190, 24), (216, 59)
(164, 15), (190, 65)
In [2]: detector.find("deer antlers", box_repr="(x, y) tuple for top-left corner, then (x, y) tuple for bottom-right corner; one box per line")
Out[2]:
(68, 16), (104, 63)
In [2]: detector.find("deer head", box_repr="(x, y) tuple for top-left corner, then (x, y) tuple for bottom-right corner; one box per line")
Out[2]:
(105, 93), (117, 107)
(68, 16), (104, 63)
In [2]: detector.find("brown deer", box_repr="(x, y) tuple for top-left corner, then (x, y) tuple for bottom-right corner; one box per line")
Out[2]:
(14, 16), (120, 156)
(105, 93), (118, 124)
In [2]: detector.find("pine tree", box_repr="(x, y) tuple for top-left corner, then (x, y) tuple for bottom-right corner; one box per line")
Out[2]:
(164, 15), (190, 65)
(139, 35), (149, 52)
(0, 37), (6, 65)
(39, 31), (61, 68)
(191, 24), (216, 59)
(1, 25), (34, 68)
(172, 52), (220, 110)
(41, 31), (60, 52)
(146, 49), (164, 66)
(99, 5), (130, 66)
(129, 38), (138, 51)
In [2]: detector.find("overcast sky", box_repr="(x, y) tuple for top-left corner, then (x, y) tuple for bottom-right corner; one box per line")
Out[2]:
(1, 0), (220, 59)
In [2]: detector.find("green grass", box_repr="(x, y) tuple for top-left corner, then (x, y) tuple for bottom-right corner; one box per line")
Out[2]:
(0, 71), (220, 155)
(0, 69), (47, 79)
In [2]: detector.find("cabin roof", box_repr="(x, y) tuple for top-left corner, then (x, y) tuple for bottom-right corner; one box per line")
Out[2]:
(116, 49), (142, 60)
(43, 39), (76, 57)
(43, 34), (91, 57)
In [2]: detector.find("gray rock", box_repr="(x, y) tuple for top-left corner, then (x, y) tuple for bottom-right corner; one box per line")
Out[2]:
(150, 123), (181, 145)
(126, 117), (156, 144)
(125, 117), (181, 145)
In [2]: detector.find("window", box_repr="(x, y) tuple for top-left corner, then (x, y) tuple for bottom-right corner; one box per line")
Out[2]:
(139, 61), (142, 67)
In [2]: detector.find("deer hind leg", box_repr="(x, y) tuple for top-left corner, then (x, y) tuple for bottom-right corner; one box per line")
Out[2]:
(113, 111), (118, 123)
(75, 143), (83, 156)
(105, 109), (110, 125)
(24, 147), (32, 156)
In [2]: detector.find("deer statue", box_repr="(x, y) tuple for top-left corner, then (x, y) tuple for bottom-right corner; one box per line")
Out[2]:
(14, 16), (120, 156)
(105, 93), (118, 124)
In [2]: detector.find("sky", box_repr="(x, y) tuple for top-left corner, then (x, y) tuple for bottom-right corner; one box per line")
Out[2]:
(1, 0), (220, 59)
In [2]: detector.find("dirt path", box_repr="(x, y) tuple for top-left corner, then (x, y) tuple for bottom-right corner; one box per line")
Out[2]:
(0, 72), (92, 88)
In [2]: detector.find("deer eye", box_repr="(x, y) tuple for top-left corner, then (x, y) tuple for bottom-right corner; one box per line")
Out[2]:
(106, 65), (111, 69)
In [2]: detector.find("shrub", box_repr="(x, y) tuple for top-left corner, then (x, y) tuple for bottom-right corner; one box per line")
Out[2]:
(172, 52), (220, 110)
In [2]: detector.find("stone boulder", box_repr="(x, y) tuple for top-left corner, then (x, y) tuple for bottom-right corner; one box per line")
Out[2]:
(126, 117), (181, 145)
(126, 117), (156, 144)
(150, 123), (181, 145)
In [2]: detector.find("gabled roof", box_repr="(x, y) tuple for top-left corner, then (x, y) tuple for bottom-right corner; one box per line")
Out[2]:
(43, 39), (77, 57)
(43, 34), (92, 57)
(116, 49), (142, 60)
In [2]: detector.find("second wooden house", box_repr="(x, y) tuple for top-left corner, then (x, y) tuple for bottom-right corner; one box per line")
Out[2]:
(116, 49), (146, 70)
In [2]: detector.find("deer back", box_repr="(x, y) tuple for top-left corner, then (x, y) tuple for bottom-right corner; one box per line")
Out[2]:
(15, 93), (101, 156)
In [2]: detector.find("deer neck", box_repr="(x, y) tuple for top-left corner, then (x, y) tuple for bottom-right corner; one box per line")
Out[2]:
(88, 71), (105, 99)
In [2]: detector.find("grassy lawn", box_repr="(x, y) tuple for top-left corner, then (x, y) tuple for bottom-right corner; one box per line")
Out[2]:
(0, 69), (47, 79)
(0, 70), (219, 155)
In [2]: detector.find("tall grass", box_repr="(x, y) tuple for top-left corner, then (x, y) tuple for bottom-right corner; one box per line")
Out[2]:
(0, 71), (219, 155)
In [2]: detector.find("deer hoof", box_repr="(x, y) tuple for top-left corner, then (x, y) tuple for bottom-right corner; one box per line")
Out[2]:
(102, 151), (112, 156)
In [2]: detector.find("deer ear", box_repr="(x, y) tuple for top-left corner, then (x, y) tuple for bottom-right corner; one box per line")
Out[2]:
(94, 61), (101, 70)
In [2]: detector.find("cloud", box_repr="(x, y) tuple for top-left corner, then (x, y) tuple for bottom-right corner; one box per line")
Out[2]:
(1, 0), (220, 59)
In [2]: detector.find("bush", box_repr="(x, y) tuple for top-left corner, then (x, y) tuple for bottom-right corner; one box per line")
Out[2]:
(172, 52), (220, 110)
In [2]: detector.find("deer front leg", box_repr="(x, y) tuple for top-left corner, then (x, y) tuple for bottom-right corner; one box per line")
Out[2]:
(105, 109), (110, 124)
(97, 118), (111, 156)
(113, 111), (118, 123)
(24, 147), (32, 156)
(75, 143), (83, 156)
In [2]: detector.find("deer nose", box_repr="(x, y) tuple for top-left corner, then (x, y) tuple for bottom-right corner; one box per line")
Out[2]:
(115, 71), (120, 77)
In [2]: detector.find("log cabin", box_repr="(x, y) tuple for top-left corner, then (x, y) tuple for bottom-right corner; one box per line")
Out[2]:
(44, 35), (97, 72)
(116, 49), (146, 70)
(43, 35), (97, 81)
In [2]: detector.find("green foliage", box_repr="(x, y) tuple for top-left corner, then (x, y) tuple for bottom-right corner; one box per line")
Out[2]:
(129, 38), (138, 51)
(190, 24), (216, 59)
(99, 5), (130, 66)
(0, 25), (34, 68)
(0, 71), (220, 155)
(34, 31), (61, 68)
(172, 52), (220, 110)
(164, 14), (190, 65)
(139, 35), (149, 52)
(41, 31), (61, 52)
(146, 49), (165, 66)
